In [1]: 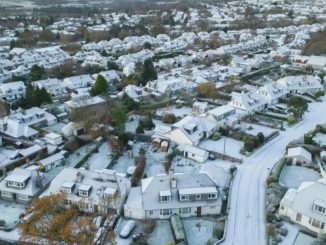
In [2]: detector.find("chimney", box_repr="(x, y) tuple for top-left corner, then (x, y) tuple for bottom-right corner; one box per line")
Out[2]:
(171, 176), (177, 189)
(76, 172), (83, 183)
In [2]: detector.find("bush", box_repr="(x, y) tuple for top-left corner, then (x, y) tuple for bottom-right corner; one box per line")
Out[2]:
(287, 116), (297, 126)
(215, 227), (224, 240)
(257, 132), (265, 144)
(136, 124), (145, 134)
(0, 220), (5, 227)
(219, 126), (229, 136)
(315, 90), (325, 98)
(243, 135), (260, 152)
(162, 113), (177, 124)
(304, 133), (313, 144)
(212, 132), (221, 141)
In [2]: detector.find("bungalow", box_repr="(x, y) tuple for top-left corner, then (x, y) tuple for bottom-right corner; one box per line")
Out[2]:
(45, 132), (63, 146)
(63, 75), (93, 89)
(279, 179), (326, 234)
(32, 78), (66, 96)
(38, 152), (65, 172)
(124, 173), (222, 220)
(64, 92), (106, 112)
(41, 168), (131, 215)
(203, 105), (237, 127)
(286, 146), (312, 165)
(177, 144), (209, 163)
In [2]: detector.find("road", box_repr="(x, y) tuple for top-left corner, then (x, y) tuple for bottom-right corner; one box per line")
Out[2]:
(222, 100), (326, 245)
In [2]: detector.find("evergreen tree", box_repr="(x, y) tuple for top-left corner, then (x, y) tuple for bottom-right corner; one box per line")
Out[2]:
(141, 59), (157, 86)
(30, 65), (45, 81)
(91, 75), (108, 96)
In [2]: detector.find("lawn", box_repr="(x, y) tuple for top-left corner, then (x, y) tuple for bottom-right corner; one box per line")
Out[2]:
(199, 138), (244, 159)
(182, 218), (215, 245)
(0, 201), (26, 227)
(279, 165), (320, 189)
(147, 220), (175, 245)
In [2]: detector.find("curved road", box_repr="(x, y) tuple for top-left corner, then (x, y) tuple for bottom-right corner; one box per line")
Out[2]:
(222, 100), (326, 245)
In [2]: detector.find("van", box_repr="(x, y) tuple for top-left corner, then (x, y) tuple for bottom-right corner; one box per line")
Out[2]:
(119, 220), (136, 238)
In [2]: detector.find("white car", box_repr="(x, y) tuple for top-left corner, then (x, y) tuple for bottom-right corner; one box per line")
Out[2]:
(119, 220), (136, 238)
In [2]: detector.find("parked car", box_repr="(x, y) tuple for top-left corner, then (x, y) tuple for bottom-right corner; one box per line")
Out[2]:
(119, 220), (136, 238)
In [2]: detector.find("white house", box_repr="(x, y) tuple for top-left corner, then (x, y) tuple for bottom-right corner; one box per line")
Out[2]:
(279, 179), (326, 234)
(177, 144), (209, 163)
(276, 75), (323, 95)
(0, 81), (26, 101)
(32, 78), (66, 96)
(124, 173), (222, 220)
(45, 132), (63, 146)
(257, 82), (288, 105)
(64, 92), (105, 112)
(63, 75), (93, 89)
(41, 168), (131, 214)
(203, 105), (238, 127)
(286, 146), (312, 165)
(0, 107), (57, 139)
(229, 91), (267, 115)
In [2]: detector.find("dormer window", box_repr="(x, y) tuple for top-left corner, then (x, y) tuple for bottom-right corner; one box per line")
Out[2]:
(61, 182), (75, 194)
(78, 185), (92, 197)
(313, 199), (326, 215)
(160, 190), (171, 203)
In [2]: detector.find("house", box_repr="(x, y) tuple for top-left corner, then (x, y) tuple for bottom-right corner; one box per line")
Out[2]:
(192, 101), (208, 115)
(32, 78), (66, 96)
(257, 82), (288, 105)
(286, 146), (312, 165)
(177, 144), (209, 163)
(124, 173), (222, 220)
(203, 105), (238, 127)
(45, 132), (63, 146)
(38, 152), (65, 172)
(64, 92), (105, 112)
(63, 75), (93, 89)
(122, 85), (150, 103)
(0, 167), (44, 203)
(229, 91), (267, 115)
(0, 81), (26, 101)
(41, 168), (131, 214)
(0, 107), (57, 139)
(291, 56), (326, 71)
(153, 116), (217, 146)
(276, 75), (323, 95)
(279, 179), (326, 234)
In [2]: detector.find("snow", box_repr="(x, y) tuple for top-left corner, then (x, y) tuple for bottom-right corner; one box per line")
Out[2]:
(240, 122), (276, 137)
(222, 98), (326, 245)
(199, 138), (244, 159)
(182, 218), (214, 245)
(66, 143), (97, 167)
(172, 156), (201, 174)
(278, 222), (299, 245)
(147, 220), (175, 245)
(293, 232), (315, 245)
(279, 165), (320, 189)
(0, 147), (16, 167)
(156, 106), (192, 118)
(86, 143), (111, 171)
(0, 201), (25, 227)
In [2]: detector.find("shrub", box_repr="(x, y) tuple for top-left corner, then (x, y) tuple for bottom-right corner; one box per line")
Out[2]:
(0, 220), (5, 227)
(257, 132), (265, 144)
(136, 124), (145, 134)
(212, 132), (221, 141)
(287, 116), (297, 126)
(243, 135), (260, 152)
(219, 126), (229, 136)
(215, 227), (224, 240)
(304, 133), (313, 144)
(315, 90), (325, 98)
(162, 113), (177, 124)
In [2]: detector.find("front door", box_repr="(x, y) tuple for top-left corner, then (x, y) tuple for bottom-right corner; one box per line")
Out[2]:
(197, 206), (202, 217)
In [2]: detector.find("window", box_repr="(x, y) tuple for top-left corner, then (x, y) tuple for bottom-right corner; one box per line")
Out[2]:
(1, 191), (12, 197)
(208, 193), (217, 199)
(79, 190), (89, 197)
(296, 213), (302, 222)
(17, 194), (29, 201)
(64, 199), (72, 205)
(160, 209), (172, 216)
(309, 218), (322, 228)
(180, 195), (189, 201)
(179, 207), (191, 214)
(161, 196), (170, 202)
(149, 211), (153, 215)
(313, 204), (326, 214)
(196, 194), (201, 200)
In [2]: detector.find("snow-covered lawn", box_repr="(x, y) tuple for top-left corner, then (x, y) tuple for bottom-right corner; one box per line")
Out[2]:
(278, 222), (299, 245)
(293, 232), (315, 245)
(0, 201), (25, 227)
(279, 165), (320, 189)
(199, 162), (230, 188)
(86, 143), (111, 171)
(147, 220), (175, 245)
(156, 106), (192, 118)
(182, 218), (214, 245)
(67, 143), (97, 168)
(240, 122), (276, 137)
(145, 148), (167, 176)
(173, 156), (201, 174)
(112, 155), (134, 174)
(199, 138), (244, 159)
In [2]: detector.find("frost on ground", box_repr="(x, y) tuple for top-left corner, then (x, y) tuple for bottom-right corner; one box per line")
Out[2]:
(293, 232), (315, 245)
(199, 138), (244, 159)
(241, 122), (276, 137)
(147, 220), (175, 245)
(0, 147), (17, 167)
(172, 156), (200, 174)
(0, 201), (25, 227)
(156, 106), (192, 118)
(278, 222), (299, 245)
(279, 165), (320, 189)
(182, 218), (214, 245)
(86, 143), (111, 171)
(199, 162), (230, 188)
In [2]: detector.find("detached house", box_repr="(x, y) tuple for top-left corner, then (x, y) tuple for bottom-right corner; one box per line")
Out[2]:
(0, 81), (25, 101)
(258, 82), (288, 105)
(153, 116), (217, 146)
(0, 167), (44, 203)
(276, 75), (323, 95)
(124, 173), (222, 220)
(41, 168), (131, 215)
(229, 91), (267, 115)
(279, 179), (326, 234)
